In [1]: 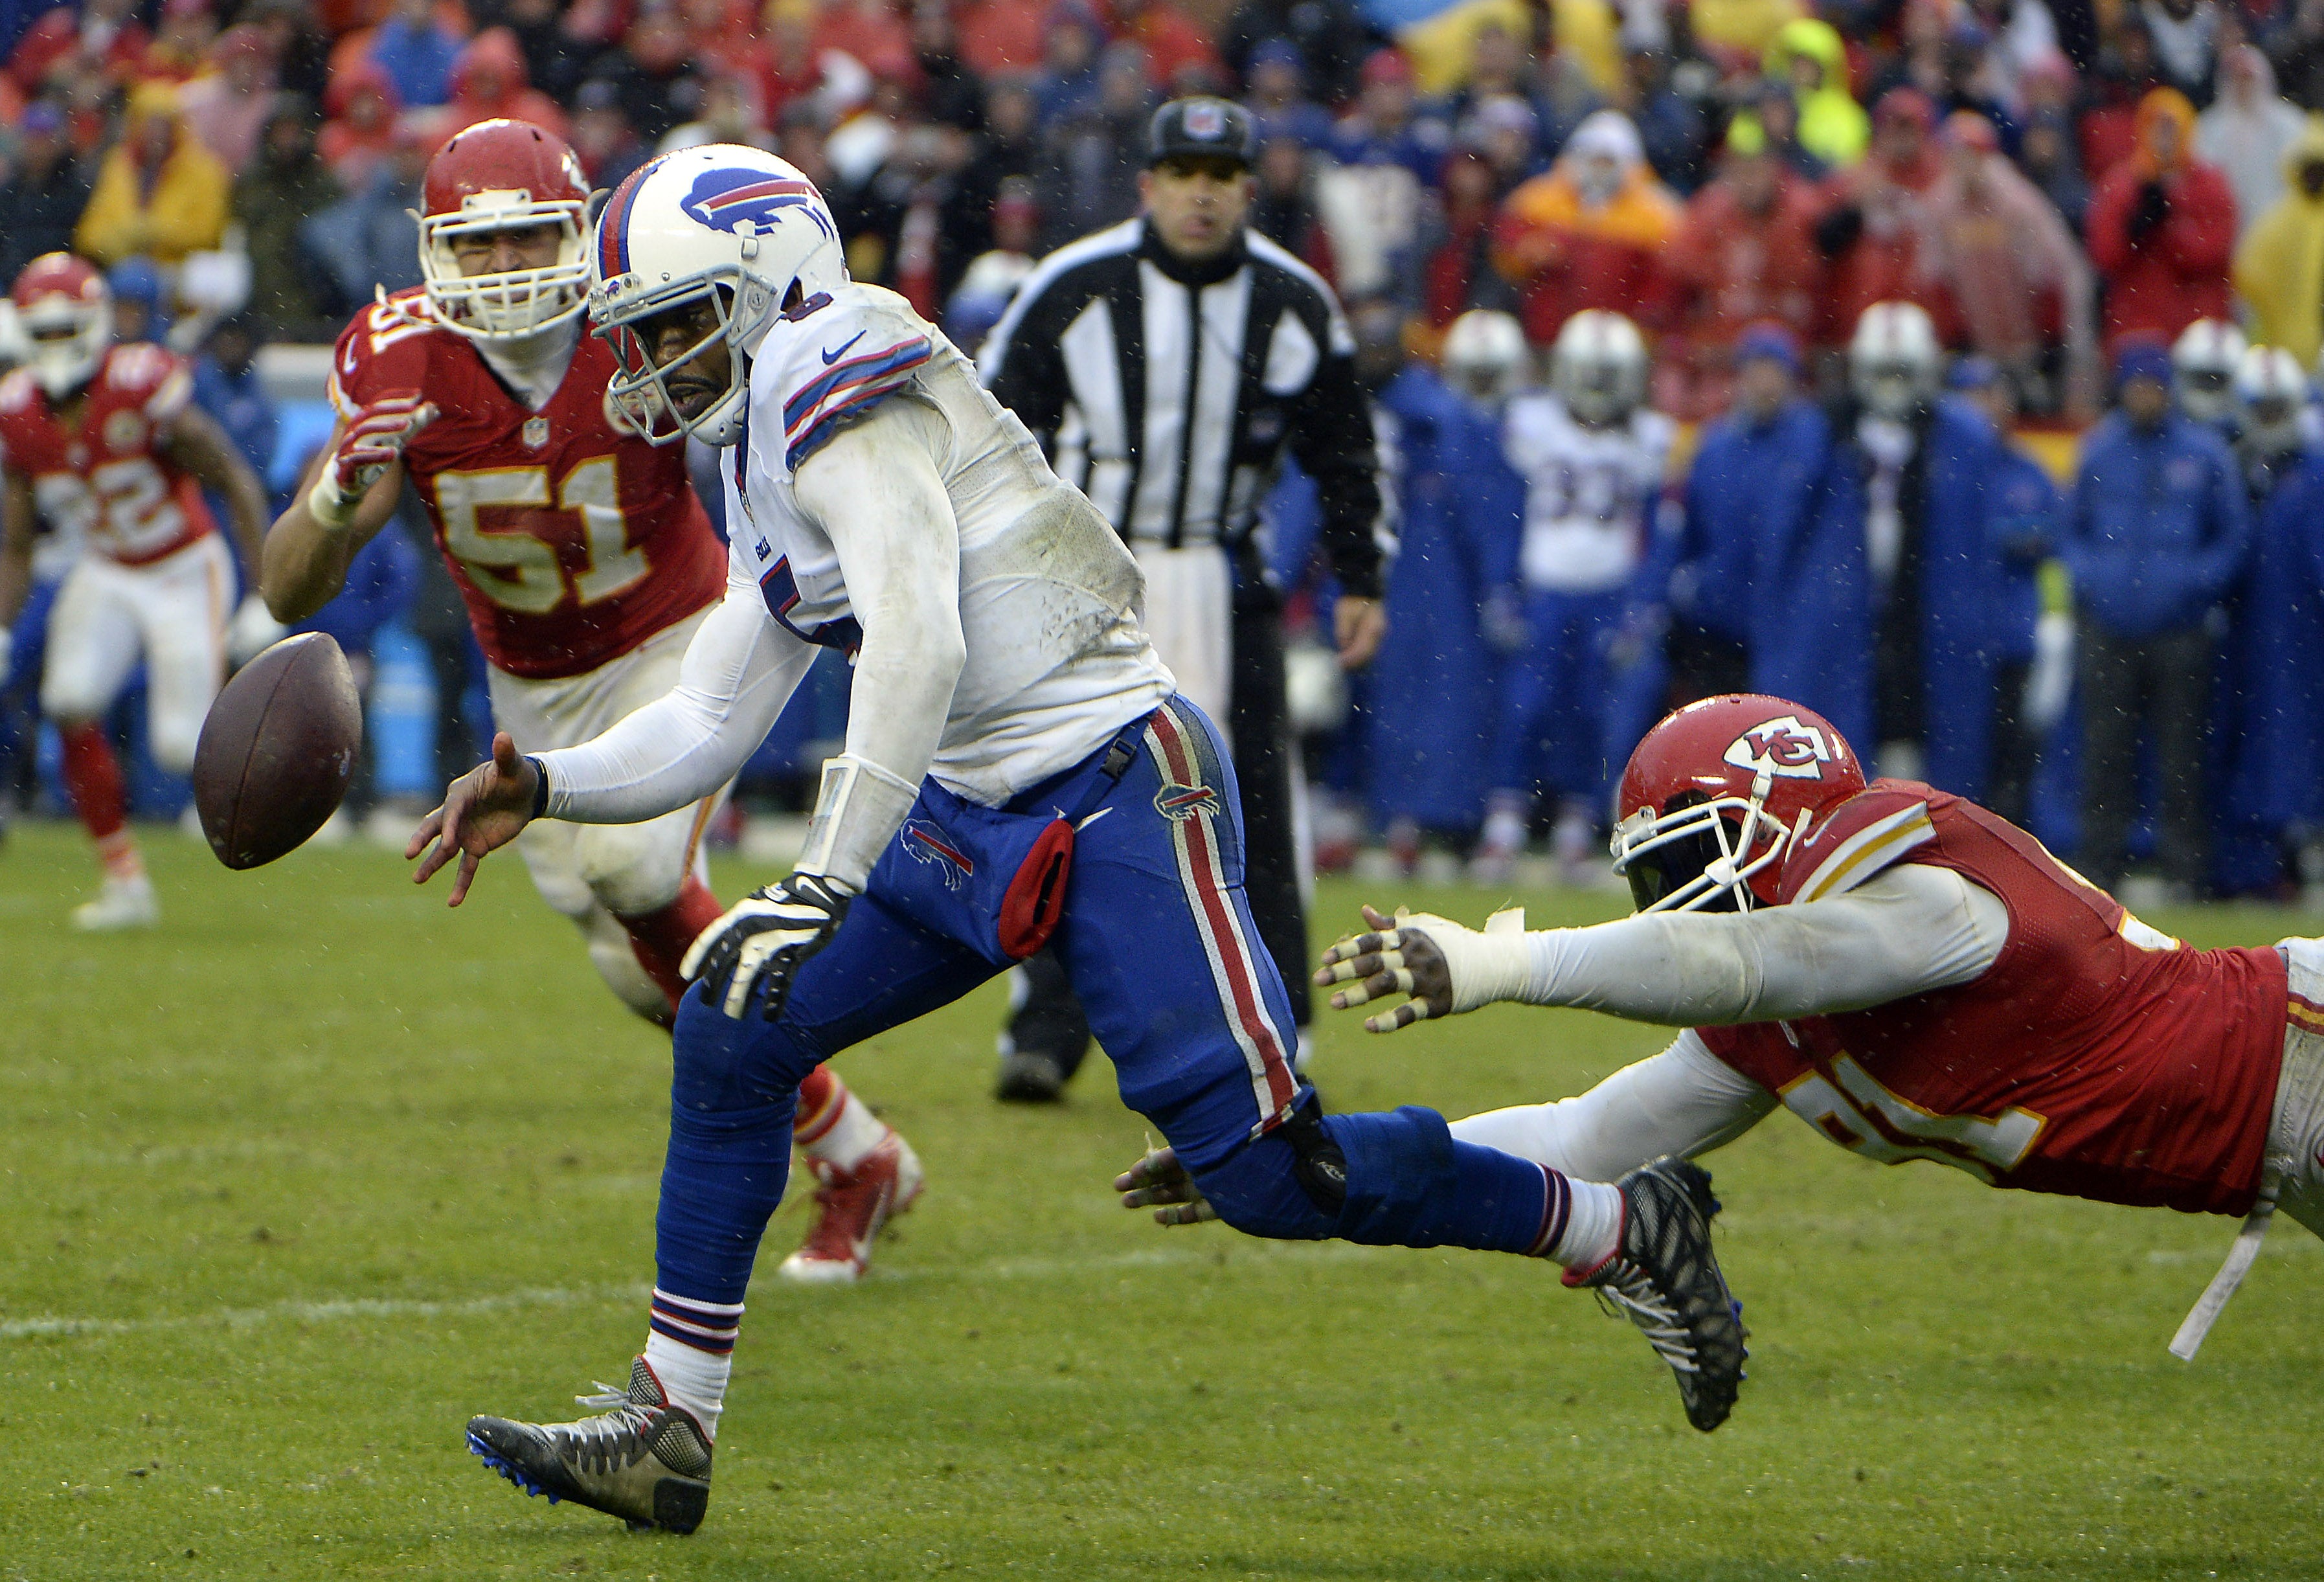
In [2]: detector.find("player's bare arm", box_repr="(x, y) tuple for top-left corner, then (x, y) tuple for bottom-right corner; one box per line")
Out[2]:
(162, 403), (271, 580)
(260, 399), (431, 622)
(0, 472), (32, 630)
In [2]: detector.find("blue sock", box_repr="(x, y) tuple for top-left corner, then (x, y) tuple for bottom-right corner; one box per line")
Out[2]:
(1326, 1107), (1563, 1255)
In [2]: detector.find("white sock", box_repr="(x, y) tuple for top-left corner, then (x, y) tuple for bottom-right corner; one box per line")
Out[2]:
(799, 1083), (888, 1173)
(642, 1332), (731, 1439)
(1551, 1179), (1625, 1271)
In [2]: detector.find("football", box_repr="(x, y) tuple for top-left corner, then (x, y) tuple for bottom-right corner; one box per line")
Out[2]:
(192, 631), (364, 870)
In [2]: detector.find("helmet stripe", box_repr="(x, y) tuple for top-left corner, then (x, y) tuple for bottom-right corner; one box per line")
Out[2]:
(597, 160), (654, 281)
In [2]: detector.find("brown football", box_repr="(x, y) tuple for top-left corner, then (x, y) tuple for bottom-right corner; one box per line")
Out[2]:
(193, 631), (363, 870)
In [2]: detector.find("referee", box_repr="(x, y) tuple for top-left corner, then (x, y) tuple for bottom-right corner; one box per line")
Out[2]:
(979, 95), (1392, 1100)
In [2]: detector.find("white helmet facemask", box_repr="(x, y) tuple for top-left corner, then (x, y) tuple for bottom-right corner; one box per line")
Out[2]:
(17, 295), (110, 398)
(597, 270), (780, 447)
(419, 189), (591, 341)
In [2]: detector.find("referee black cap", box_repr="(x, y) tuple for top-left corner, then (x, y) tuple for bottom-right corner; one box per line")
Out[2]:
(1146, 97), (1256, 169)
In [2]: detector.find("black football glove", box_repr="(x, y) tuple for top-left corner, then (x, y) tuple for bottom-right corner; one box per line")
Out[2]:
(679, 872), (854, 1021)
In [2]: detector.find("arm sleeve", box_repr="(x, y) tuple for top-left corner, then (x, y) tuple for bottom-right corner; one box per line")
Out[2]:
(1449, 1030), (1777, 1181)
(1513, 862), (2009, 1025)
(789, 396), (967, 798)
(1286, 342), (1392, 598)
(534, 566), (816, 824)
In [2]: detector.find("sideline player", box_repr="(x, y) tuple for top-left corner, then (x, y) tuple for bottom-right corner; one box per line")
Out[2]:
(0, 253), (271, 928)
(407, 144), (1748, 1533)
(258, 119), (919, 1283)
(1476, 309), (1673, 887)
(1210, 694), (2316, 1367)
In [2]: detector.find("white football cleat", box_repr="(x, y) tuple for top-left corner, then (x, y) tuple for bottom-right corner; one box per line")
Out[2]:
(778, 1132), (924, 1284)
(73, 874), (159, 931)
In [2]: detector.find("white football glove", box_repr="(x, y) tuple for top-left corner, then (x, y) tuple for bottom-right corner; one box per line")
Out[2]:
(1316, 905), (1533, 1033)
(679, 872), (855, 1021)
(2024, 610), (2075, 735)
(226, 593), (288, 667)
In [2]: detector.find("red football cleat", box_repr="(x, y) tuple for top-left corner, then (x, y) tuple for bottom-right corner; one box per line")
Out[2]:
(778, 1133), (925, 1285)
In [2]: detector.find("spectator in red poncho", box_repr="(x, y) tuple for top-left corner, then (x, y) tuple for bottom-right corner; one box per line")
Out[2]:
(815, 0), (918, 85)
(2085, 86), (2237, 351)
(443, 27), (568, 141)
(1491, 109), (1679, 345)
(1812, 86), (1944, 344)
(957, 0), (1052, 77)
(1118, 0), (1219, 93)
(1420, 144), (1519, 328)
(320, 59), (401, 190)
(1658, 119), (1827, 419)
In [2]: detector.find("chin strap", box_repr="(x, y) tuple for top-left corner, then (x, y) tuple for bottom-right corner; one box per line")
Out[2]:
(2169, 1167), (2279, 1361)
(795, 753), (920, 893)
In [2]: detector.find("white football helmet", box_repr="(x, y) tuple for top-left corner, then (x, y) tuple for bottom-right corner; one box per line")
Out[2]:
(1551, 308), (1647, 426)
(1848, 300), (1939, 420)
(2235, 343), (2310, 454)
(2171, 317), (2246, 425)
(416, 119), (592, 343)
(1440, 309), (1528, 405)
(588, 143), (848, 446)
(6, 253), (112, 399)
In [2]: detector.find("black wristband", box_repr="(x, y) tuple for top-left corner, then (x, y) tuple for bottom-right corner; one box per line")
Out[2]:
(526, 755), (550, 819)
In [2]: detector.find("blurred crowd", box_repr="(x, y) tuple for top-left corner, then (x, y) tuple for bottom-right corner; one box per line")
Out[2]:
(7, 0), (2324, 410)
(0, 0), (2318, 903)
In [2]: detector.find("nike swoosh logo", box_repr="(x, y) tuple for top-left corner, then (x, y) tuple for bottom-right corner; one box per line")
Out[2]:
(822, 332), (866, 365)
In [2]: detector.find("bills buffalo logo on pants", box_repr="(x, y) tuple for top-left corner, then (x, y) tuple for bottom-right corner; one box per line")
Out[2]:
(1724, 716), (1838, 780)
(681, 169), (837, 242)
(901, 820), (974, 891)
(1155, 782), (1223, 822)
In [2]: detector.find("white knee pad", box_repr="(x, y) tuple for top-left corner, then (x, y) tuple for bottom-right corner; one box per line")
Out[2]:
(575, 811), (696, 918)
(581, 903), (676, 1026)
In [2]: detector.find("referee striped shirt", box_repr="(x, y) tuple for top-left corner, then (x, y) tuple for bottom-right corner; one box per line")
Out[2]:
(978, 216), (1390, 599)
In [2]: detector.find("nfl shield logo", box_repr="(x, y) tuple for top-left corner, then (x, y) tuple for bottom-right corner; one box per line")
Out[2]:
(1184, 102), (1226, 139)
(523, 416), (550, 449)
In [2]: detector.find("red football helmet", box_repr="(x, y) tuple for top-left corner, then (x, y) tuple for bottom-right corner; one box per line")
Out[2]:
(1610, 694), (1866, 914)
(9, 252), (111, 397)
(417, 117), (591, 341)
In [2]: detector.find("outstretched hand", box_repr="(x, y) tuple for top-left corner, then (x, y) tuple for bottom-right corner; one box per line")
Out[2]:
(1314, 904), (1455, 1032)
(1114, 1140), (1217, 1226)
(407, 731), (539, 907)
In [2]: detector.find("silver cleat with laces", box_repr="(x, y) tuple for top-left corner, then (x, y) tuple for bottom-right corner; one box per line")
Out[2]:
(466, 1357), (713, 1532)
(1563, 1158), (1748, 1432)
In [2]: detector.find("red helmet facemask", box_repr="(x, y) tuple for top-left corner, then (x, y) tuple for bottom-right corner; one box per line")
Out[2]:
(1610, 694), (1866, 913)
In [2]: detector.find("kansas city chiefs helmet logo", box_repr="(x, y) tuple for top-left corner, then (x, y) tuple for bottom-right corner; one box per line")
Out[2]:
(1724, 716), (1837, 779)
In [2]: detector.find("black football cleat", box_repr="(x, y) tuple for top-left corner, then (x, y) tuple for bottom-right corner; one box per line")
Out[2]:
(466, 1357), (712, 1533)
(1564, 1158), (1748, 1432)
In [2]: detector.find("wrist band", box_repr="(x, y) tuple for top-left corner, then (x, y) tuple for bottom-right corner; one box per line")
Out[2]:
(526, 756), (550, 820)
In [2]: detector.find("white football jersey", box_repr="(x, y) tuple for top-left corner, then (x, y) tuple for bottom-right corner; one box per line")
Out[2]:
(1500, 394), (1674, 594)
(725, 284), (1175, 805)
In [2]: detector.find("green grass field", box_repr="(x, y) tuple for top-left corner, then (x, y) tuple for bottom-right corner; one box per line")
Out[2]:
(6, 820), (2323, 1581)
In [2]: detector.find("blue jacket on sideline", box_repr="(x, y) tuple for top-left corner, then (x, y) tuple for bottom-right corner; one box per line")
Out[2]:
(2060, 410), (2249, 640)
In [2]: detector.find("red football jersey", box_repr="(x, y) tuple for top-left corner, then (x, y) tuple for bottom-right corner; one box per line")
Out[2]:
(0, 343), (215, 567)
(1698, 784), (2288, 1217)
(327, 289), (724, 680)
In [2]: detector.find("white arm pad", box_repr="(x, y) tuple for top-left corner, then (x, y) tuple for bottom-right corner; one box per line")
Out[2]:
(795, 752), (919, 892)
(537, 570), (815, 824)
(1507, 863), (2009, 1025)
(1450, 1030), (1777, 1180)
(789, 398), (965, 864)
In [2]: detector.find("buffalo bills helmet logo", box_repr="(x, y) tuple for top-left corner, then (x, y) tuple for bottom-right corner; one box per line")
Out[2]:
(1155, 782), (1222, 821)
(1722, 716), (1838, 780)
(901, 820), (974, 891)
(681, 168), (837, 241)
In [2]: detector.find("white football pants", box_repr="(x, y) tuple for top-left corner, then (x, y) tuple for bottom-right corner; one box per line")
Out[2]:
(39, 533), (231, 773)
(486, 606), (726, 1019)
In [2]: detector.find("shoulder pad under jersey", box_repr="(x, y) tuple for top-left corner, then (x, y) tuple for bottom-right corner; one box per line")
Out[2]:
(757, 284), (935, 473)
(1777, 784), (1938, 906)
